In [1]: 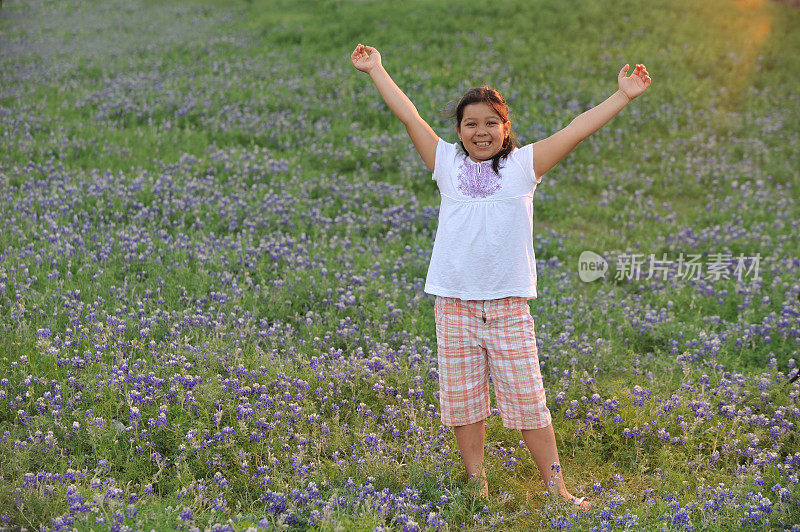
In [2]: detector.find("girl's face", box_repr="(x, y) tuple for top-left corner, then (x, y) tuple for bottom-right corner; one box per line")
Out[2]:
(457, 102), (509, 162)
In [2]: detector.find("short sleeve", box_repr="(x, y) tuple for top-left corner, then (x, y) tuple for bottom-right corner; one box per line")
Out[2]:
(432, 139), (457, 182)
(517, 143), (540, 185)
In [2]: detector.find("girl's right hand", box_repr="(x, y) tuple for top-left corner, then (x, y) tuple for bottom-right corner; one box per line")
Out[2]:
(351, 44), (381, 73)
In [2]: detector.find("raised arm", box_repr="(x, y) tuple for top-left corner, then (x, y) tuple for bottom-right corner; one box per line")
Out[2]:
(351, 44), (438, 172)
(532, 63), (651, 178)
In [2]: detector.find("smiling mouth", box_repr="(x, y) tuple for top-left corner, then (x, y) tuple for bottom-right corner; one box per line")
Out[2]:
(474, 141), (491, 147)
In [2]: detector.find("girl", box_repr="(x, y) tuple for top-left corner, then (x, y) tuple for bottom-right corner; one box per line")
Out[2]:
(351, 43), (651, 509)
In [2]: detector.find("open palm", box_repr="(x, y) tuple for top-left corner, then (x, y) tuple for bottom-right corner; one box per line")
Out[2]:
(618, 63), (651, 100)
(351, 44), (381, 73)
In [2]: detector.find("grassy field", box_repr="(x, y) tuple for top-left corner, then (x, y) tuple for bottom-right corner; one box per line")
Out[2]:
(1, 0), (799, 530)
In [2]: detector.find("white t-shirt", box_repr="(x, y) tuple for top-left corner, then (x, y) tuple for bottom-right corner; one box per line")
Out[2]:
(424, 139), (542, 300)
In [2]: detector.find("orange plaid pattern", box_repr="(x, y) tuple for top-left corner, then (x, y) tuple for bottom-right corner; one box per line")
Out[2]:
(434, 296), (551, 430)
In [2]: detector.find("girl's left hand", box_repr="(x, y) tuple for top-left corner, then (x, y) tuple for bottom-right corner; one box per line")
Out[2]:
(618, 63), (651, 101)
(351, 44), (382, 74)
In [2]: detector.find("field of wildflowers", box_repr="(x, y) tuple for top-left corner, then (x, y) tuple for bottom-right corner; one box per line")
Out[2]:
(1, 0), (799, 530)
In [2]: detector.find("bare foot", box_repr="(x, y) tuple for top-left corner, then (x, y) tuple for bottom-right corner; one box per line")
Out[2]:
(467, 473), (489, 500)
(473, 478), (489, 500)
(560, 490), (591, 510)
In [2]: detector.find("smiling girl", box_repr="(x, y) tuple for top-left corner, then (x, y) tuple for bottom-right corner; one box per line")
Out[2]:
(351, 43), (651, 509)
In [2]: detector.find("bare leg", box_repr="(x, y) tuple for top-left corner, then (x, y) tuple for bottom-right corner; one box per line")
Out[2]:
(453, 419), (489, 498)
(521, 423), (591, 510)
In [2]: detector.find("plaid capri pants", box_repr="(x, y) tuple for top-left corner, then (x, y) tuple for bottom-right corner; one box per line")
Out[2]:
(434, 296), (552, 430)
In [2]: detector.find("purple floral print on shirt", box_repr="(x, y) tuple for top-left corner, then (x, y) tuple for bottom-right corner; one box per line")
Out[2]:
(456, 160), (501, 198)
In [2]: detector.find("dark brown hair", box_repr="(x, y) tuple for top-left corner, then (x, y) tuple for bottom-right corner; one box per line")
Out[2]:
(444, 86), (519, 174)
